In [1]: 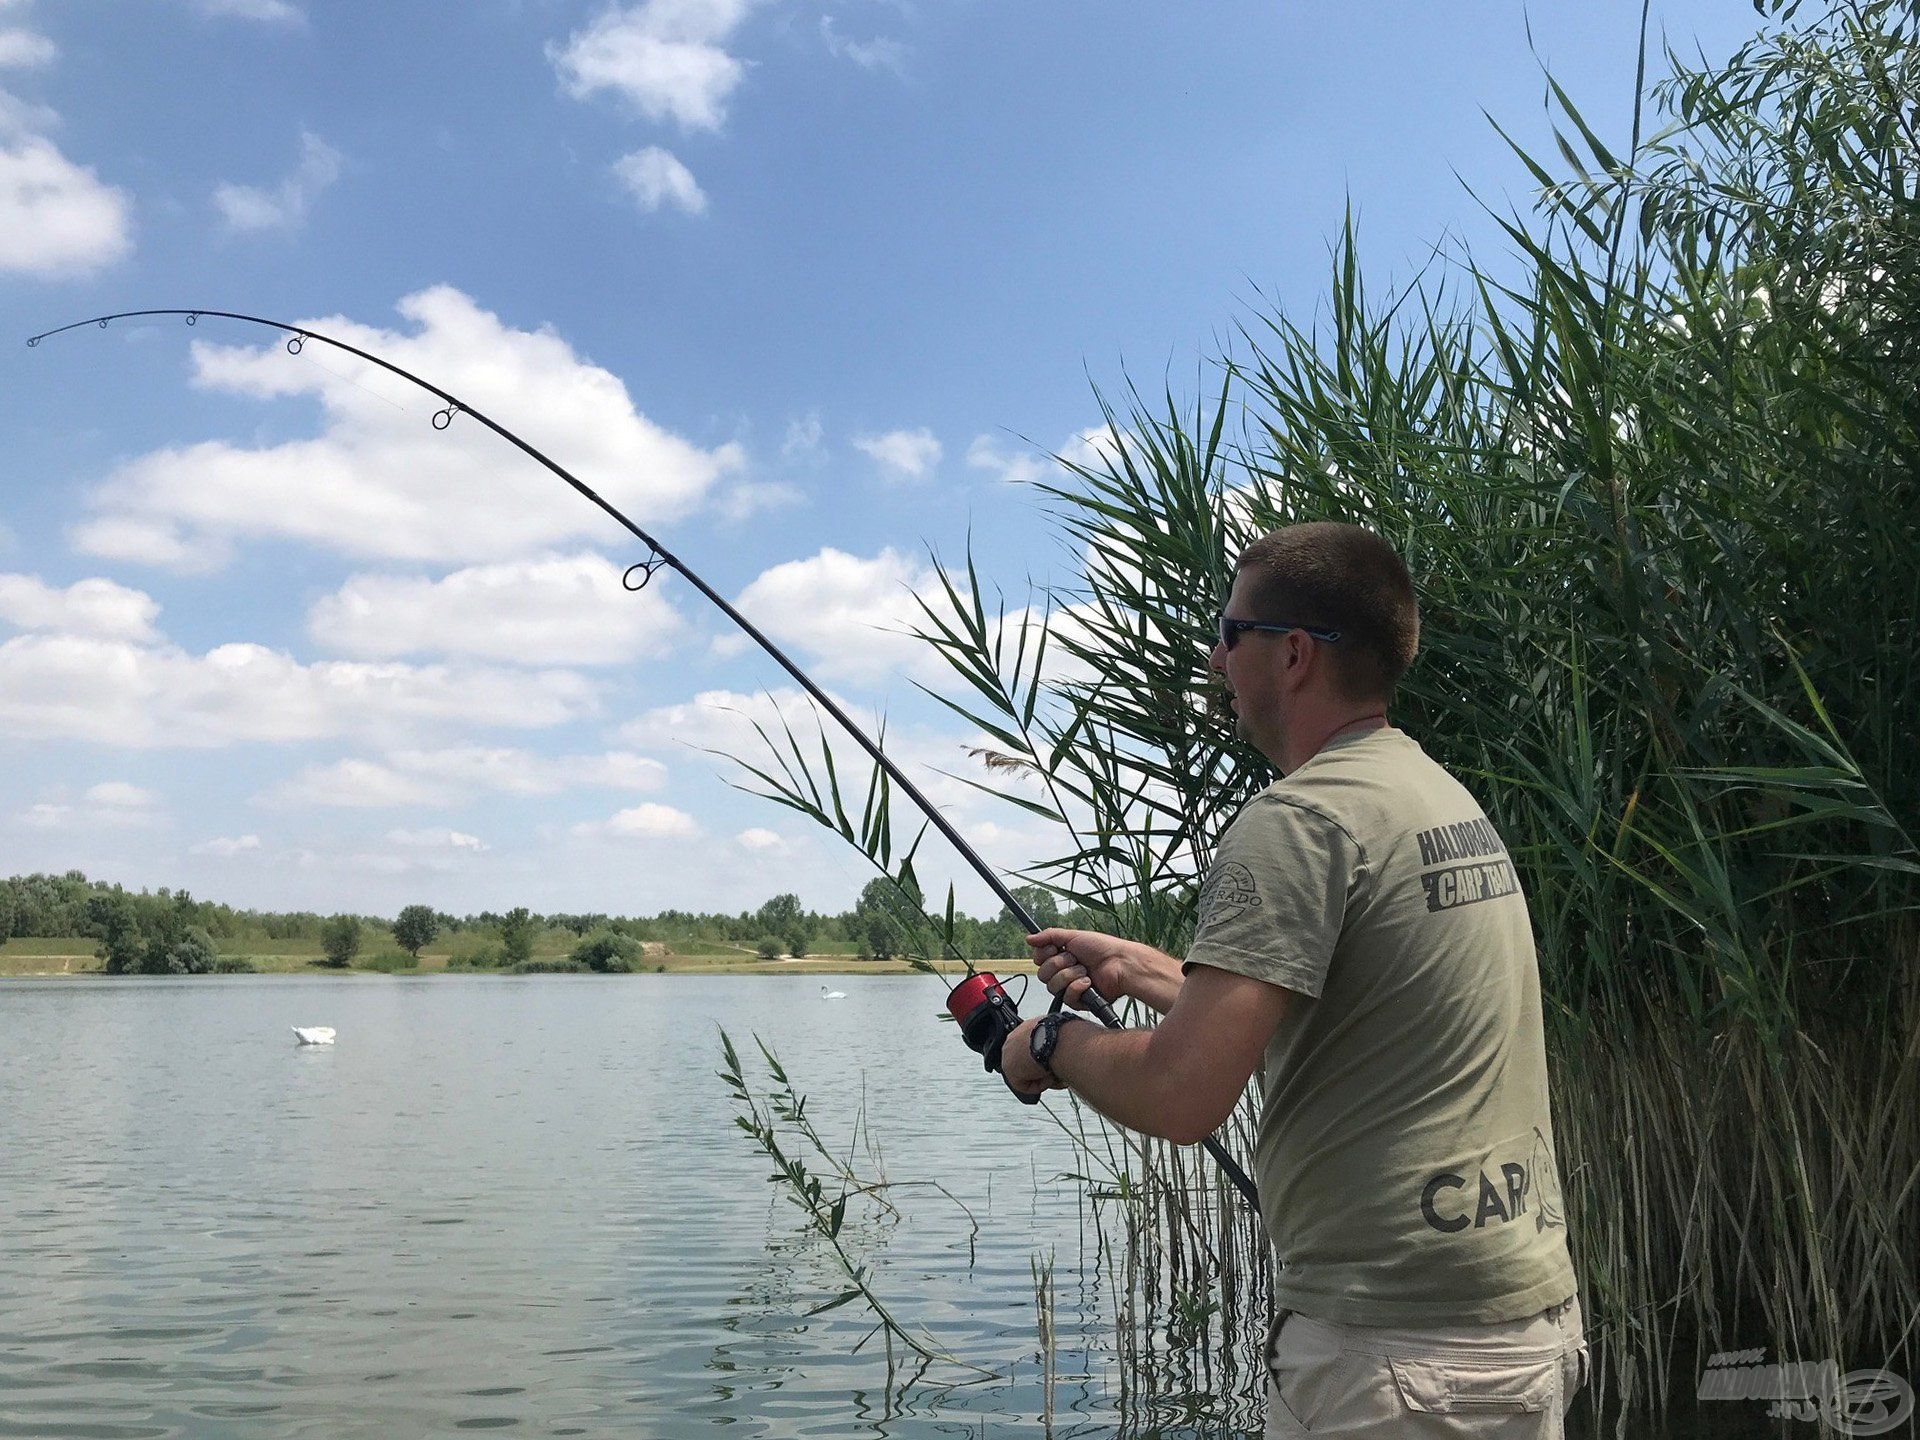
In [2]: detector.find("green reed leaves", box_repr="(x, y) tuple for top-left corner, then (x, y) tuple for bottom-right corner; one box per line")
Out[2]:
(717, 1), (1917, 1428)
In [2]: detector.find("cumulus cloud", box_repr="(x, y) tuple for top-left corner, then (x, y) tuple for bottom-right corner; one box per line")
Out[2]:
(192, 833), (262, 856)
(736, 826), (783, 850)
(73, 287), (744, 570)
(967, 427), (1134, 488)
(308, 552), (684, 666)
(575, 801), (699, 840)
(0, 14), (131, 276)
(853, 427), (940, 483)
(65, 516), (229, 573)
(271, 760), (448, 808)
(819, 17), (906, 74)
(84, 781), (158, 808)
(616, 685), (1024, 825)
(0, 28), (55, 67)
(617, 684), (846, 754)
(269, 746), (665, 808)
(965, 434), (1052, 487)
(19, 780), (163, 830)
(213, 130), (342, 234)
(0, 135), (132, 277)
(613, 145), (707, 215)
(781, 413), (822, 461)
(388, 827), (486, 850)
(0, 634), (595, 747)
(0, 573), (160, 641)
(550, 0), (752, 132)
(729, 545), (944, 684)
(192, 0), (304, 21)
(715, 479), (803, 522)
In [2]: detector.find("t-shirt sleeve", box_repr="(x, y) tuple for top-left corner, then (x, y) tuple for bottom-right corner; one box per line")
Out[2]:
(1182, 797), (1366, 999)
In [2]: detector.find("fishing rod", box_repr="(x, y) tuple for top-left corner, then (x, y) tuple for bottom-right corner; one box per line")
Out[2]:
(27, 306), (1259, 1209)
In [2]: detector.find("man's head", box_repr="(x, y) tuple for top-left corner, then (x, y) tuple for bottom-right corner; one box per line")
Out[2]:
(1210, 522), (1419, 768)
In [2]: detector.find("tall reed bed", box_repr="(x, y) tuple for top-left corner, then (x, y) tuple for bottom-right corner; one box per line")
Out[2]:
(738, 3), (1919, 1431)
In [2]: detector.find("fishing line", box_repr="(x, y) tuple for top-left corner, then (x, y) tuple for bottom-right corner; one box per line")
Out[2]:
(26, 306), (1259, 1209)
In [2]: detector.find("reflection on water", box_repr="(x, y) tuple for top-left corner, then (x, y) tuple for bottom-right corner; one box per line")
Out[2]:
(0, 974), (1262, 1438)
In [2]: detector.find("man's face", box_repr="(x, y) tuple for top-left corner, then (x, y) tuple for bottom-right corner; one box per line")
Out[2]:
(1209, 568), (1292, 763)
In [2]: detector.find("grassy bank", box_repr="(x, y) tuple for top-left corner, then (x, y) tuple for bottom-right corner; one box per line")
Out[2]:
(0, 936), (1028, 980)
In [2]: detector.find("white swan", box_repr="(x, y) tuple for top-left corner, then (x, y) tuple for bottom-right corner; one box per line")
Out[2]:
(292, 1026), (336, 1045)
(819, 985), (847, 1000)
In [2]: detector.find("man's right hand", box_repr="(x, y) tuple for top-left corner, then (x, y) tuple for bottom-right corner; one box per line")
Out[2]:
(1026, 928), (1181, 1016)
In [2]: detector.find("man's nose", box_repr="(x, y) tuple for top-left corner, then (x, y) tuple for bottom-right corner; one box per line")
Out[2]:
(1207, 640), (1227, 673)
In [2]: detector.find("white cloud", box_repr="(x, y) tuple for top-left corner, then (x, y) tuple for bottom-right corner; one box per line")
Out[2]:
(308, 552), (684, 666)
(387, 827), (486, 851)
(18, 780), (163, 830)
(192, 0), (304, 22)
(0, 634), (596, 747)
(966, 434), (1050, 487)
(715, 479), (803, 521)
(853, 427), (940, 482)
(65, 516), (229, 572)
(213, 131), (341, 234)
(0, 574), (160, 641)
(575, 801), (700, 840)
(192, 833), (262, 856)
(781, 412), (822, 461)
(384, 745), (665, 797)
(616, 685), (1017, 825)
(968, 427), (1132, 488)
(74, 286), (744, 570)
(84, 781), (158, 808)
(0, 28), (55, 67)
(550, 0), (752, 132)
(730, 545), (943, 684)
(819, 17), (906, 74)
(269, 746), (665, 808)
(736, 826), (783, 850)
(613, 145), (707, 215)
(0, 135), (132, 276)
(270, 759), (450, 809)
(0, 87), (56, 137)
(617, 684), (843, 753)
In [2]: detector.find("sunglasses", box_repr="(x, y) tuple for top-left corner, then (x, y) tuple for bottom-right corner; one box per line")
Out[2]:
(1217, 615), (1343, 651)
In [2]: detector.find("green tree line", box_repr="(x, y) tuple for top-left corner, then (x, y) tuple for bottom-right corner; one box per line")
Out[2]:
(0, 870), (1072, 971)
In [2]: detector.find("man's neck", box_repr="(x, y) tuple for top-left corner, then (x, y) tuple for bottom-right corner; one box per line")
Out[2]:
(1277, 710), (1390, 775)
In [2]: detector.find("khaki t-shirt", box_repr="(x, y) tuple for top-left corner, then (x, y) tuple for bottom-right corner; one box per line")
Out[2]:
(1185, 725), (1577, 1326)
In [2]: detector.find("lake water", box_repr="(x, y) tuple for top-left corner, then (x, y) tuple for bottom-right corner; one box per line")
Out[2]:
(0, 974), (1262, 1439)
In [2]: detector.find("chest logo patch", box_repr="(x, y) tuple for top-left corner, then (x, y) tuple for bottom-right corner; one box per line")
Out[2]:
(1199, 860), (1260, 929)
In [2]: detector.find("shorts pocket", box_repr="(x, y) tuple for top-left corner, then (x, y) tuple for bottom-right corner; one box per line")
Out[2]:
(1389, 1352), (1560, 1415)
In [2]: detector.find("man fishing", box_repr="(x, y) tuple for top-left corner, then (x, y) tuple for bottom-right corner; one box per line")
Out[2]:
(1001, 521), (1586, 1437)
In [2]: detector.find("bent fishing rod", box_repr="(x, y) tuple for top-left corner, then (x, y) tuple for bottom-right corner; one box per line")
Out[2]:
(28, 306), (1259, 1209)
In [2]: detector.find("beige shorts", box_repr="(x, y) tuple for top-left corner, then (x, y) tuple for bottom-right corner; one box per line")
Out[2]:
(1265, 1295), (1588, 1438)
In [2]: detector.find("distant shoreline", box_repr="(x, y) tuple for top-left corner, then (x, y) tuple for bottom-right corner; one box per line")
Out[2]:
(0, 950), (1036, 981)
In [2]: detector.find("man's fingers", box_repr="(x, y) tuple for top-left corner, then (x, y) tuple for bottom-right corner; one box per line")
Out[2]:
(1044, 962), (1088, 996)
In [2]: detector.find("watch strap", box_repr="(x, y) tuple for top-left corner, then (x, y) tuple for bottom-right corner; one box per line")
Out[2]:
(1030, 1011), (1082, 1078)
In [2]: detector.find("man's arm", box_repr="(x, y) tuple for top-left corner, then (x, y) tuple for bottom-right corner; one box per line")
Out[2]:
(1003, 964), (1297, 1144)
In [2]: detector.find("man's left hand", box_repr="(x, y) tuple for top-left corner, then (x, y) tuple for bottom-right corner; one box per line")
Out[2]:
(1000, 1017), (1064, 1098)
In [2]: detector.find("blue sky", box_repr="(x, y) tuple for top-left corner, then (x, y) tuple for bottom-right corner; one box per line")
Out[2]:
(0, 0), (1761, 919)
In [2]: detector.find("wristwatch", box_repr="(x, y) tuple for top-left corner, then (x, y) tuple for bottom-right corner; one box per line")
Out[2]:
(1030, 1011), (1083, 1080)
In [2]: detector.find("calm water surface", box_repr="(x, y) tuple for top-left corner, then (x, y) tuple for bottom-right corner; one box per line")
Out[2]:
(0, 975), (1254, 1438)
